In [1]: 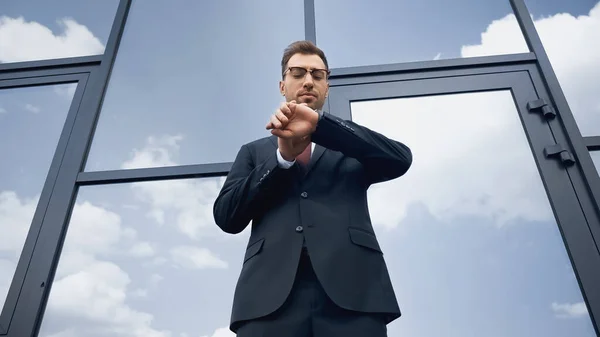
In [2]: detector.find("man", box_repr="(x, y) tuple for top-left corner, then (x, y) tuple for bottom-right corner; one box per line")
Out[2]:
(213, 40), (412, 337)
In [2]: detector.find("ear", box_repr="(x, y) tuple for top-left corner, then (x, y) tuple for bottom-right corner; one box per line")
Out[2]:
(279, 80), (285, 96)
(324, 81), (329, 97)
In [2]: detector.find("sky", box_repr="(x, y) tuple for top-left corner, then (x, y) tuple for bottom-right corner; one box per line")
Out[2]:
(1, 0), (600, 336)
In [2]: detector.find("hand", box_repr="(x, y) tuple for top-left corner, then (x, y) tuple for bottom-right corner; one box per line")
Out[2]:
(266, 101), (320, 139)
(265, 102), (293, 131)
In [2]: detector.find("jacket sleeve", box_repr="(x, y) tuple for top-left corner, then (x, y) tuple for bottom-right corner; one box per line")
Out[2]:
(311, 112), (413, 185)
(213, 144), (296, 234)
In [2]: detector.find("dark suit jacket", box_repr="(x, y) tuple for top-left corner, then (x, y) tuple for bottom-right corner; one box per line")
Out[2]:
(213, 112), (412, 332)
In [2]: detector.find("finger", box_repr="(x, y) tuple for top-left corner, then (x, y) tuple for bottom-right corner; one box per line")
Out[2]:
(270, 114), (282, 129)
(276, 110), (289, 124)
(286, 101), (297, 113)
(271, 129), (293, 138)
(280, 103), (292, 117)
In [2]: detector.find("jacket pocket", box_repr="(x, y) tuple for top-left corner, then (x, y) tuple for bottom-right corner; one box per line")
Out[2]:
(348, 227), (382, 253)
(244, 238), (265, 263)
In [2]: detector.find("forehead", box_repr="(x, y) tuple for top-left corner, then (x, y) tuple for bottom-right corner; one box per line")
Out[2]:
(287, 53), (326, 69)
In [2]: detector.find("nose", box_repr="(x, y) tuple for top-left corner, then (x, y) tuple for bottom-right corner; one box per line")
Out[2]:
(302, 73), (314, 89)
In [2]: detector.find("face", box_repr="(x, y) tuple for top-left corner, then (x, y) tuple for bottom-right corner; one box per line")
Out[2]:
(280, 53), (329, 111)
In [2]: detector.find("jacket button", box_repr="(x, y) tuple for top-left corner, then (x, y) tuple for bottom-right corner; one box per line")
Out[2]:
(301, 192), (308, 198)
(295, 225), (304, 232)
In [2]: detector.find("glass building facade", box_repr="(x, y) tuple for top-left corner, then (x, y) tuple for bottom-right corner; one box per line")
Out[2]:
(1, 0), (599, 336)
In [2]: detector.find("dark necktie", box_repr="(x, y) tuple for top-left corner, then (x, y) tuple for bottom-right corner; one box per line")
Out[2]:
(296, 144), (311, 167)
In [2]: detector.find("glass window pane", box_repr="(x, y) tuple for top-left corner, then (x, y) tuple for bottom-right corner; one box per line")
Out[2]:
(523, 0), (600, 136)
(0, 0), (119, 63)
(591, 151), (600, 175)
(350, 91), (595, 336)
(315, 0), (529, 68)
(85, 0), (305, 171)
(0, 83), (77, 312)
(38, 177), (247, 337)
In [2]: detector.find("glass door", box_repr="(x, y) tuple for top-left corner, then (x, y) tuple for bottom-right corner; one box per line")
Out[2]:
(328, 71), (599, 337)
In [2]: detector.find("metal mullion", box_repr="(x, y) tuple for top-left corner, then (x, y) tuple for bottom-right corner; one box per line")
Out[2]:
(0, 74), (86, 89)
(584, 137), (600, 151)
(329, 52), (536, 79)
(0, 55), (102, 74)
(304, 0), (316, 43)
(76, 163), (232, 186)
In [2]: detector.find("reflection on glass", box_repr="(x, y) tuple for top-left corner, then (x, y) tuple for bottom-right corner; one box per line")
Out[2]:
(591, 151), (600, 175)
(85, 0), (304, 171)
(0, 0), (118, 63)
(38, 177), (249, 337)
(0, 83), (77, 312)
(351, 91), (596, 337)
(523, 0), (600, 135)
(315, 0), (528, 68)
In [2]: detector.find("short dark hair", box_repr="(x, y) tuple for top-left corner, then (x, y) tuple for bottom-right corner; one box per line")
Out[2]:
(281, 40), (329, 79)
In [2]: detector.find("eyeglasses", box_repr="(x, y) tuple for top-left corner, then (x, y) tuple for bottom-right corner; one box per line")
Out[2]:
(284, 67), (330, 81)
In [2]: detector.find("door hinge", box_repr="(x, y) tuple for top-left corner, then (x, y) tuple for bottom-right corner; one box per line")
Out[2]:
(544, 144), (575, 166)
(527, 98), (556, 119)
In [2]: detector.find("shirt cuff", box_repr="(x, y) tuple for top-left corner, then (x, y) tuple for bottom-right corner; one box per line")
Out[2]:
(276, 148), (295, 169)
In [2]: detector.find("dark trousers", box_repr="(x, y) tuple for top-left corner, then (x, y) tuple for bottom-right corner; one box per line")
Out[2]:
(236, 248), (388, 337)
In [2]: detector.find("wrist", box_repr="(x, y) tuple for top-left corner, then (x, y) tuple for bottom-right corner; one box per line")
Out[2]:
(310, 109), (321, 133)
(278, 148), (296, 161)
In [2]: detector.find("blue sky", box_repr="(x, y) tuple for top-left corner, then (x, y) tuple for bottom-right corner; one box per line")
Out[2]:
(1, 1), (600, 337)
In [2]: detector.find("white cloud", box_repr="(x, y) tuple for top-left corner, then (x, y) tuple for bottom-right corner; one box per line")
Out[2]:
(0, 258), (16, 309)
(0, 16), (104, 63)
(0, 191), (38, 255)
(41, 200), (171, 337)
(122, 135), (184, 169)
(460, 14), (529, 57)
(462, 3), (600, 135)
(149, 273), (164, 286)
(54, 85), (77, 100)
(44, 328), (79, 337)
(122, 135), (245, 241)
(131, 288), (148, 298)
(170, 246), (228, 270)
(354, 91), (552, 230)
(0, 107), (6, 114)
(24, 103), (41, 113)
(47, 259), (171, 337)
(64, 201), (131, 255)
(551, 301), (588, 318)
(128, 242), (156, 258)
(200, 326), (235, 337)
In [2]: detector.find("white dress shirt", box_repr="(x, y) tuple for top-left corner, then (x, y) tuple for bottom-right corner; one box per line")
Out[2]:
(276, 143), (315, 169)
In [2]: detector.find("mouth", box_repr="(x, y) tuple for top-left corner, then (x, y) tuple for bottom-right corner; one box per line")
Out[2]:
(299, 93), (317, 98)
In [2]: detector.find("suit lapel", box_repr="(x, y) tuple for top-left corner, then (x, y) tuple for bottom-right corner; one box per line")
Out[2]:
(269, 136), (326, 176)
(306, 144), (325, 175)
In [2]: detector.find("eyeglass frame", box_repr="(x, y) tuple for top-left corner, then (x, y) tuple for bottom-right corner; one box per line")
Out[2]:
(282, 66), (331, 81)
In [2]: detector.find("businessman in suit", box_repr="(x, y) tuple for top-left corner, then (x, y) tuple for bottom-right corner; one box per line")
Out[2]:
(213, 40), (412, 336)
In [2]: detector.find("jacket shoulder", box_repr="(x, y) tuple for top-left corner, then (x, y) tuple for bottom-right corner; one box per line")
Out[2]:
(241, 136), (276, 151)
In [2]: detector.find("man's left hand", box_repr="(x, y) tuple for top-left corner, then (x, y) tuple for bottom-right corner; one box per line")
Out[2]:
(266, 101), (319, 139)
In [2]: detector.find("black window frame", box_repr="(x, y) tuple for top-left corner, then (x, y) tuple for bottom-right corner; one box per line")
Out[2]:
(0, 0), (597, 336)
